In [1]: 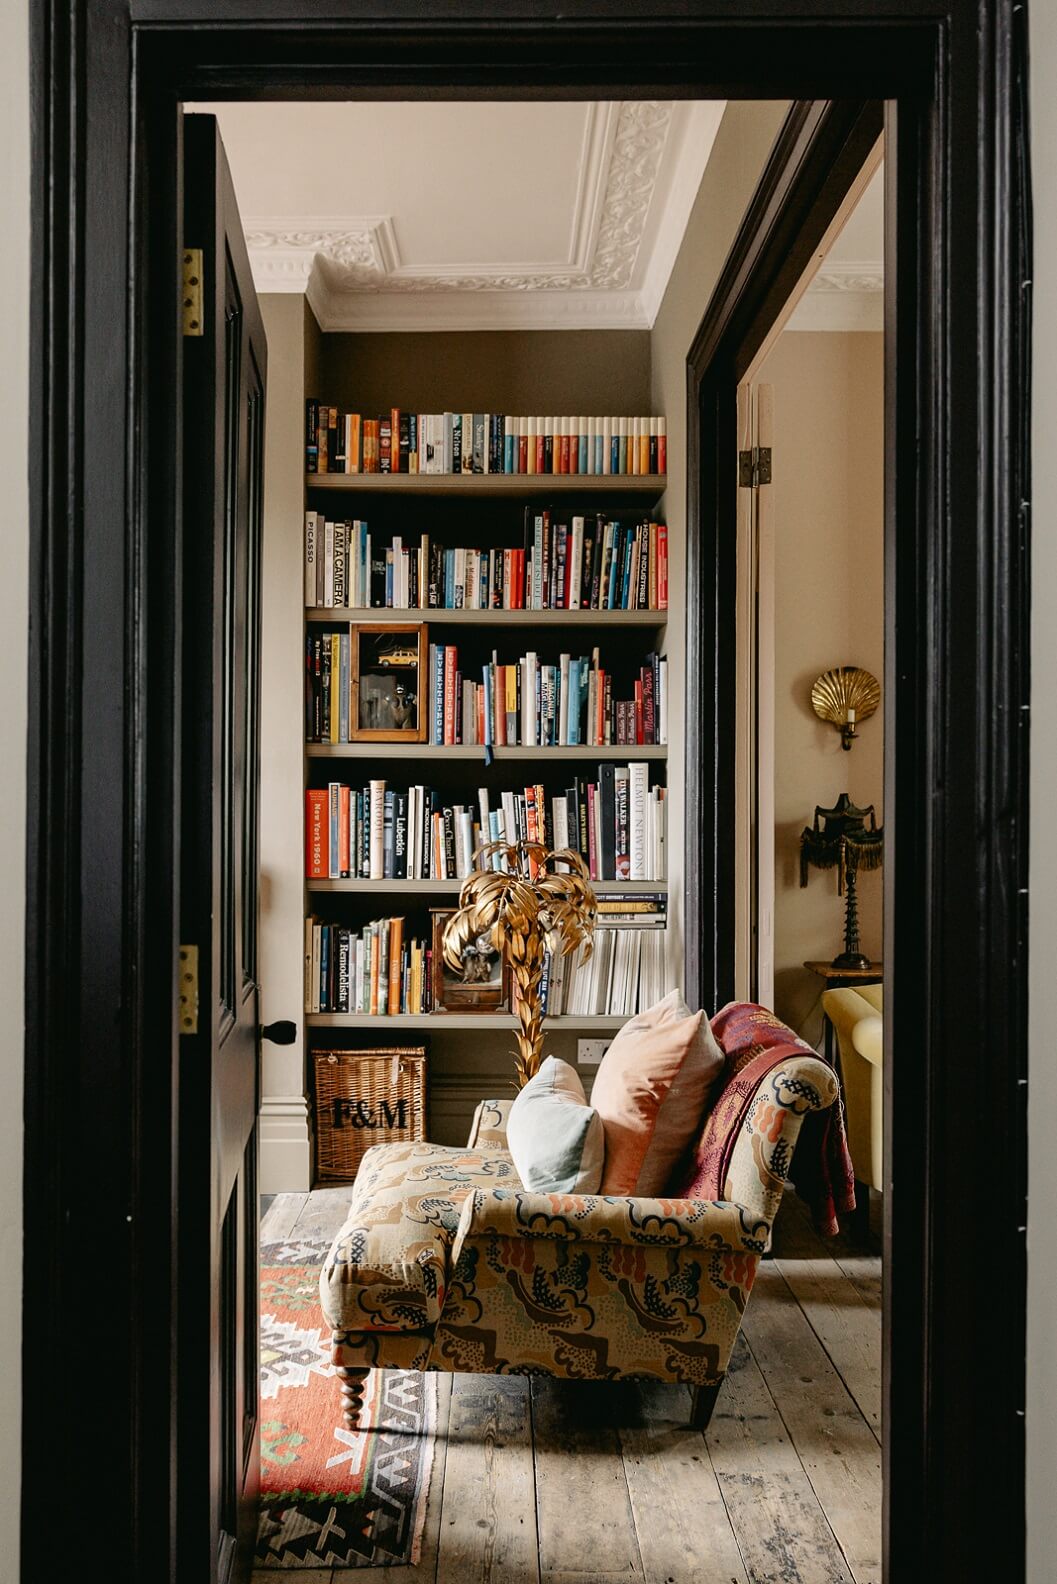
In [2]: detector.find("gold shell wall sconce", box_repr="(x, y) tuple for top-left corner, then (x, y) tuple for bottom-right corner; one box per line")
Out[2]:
(811, 666), (881, 751)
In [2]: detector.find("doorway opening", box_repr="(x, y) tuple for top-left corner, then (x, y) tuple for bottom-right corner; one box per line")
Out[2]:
(26, 6), (1033, 1577)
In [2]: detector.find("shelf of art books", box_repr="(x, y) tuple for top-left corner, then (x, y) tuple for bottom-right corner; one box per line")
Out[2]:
(306, 743), (667, 761)
(306, 877), (669, 895)
(305, 1013), (632, 1031)
(306, 607), (665, 627)
(306, 473), (666, 499)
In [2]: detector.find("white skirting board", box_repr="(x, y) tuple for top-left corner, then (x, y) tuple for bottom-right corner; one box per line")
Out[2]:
(259, 1094), (313, 1193)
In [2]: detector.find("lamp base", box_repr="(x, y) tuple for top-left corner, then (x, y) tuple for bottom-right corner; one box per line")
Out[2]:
(830, 949), (871, 971)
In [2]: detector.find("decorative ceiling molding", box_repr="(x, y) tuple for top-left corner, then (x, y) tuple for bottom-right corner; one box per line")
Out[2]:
(807, 260), (884, 294)
(785, 260), (885, 331)
(305, 276), (650, 333)
(638, 100), (728, 324)
(244, 98), (725, 331)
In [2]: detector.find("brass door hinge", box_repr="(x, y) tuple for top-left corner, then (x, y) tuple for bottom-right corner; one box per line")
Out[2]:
(182, 248), (203, 336)
(178, 944), (200, 1034)
(738, 446), (772, 488)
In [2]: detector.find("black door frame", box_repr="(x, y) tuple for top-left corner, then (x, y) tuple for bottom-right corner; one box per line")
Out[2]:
(27, 6), (1030, 1582)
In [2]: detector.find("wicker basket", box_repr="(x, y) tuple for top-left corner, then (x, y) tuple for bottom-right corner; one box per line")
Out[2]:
(312, 1046), (428, 1182)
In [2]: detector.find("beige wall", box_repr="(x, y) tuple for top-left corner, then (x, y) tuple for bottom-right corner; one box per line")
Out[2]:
(1028, 3), (1057, 1574)
(757, 331), (884, 1037)
(259, 295), (313, 1190)
(650, 99), (790, 988)
(317, 328), (650, 416)
(0, 0), (27, 1572)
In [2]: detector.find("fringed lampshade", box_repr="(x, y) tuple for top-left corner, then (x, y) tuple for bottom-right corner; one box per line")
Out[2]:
(799, 792), (884, 969)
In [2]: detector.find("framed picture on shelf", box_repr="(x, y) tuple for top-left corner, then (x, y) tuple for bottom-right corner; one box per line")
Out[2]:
(350, 621), (428, 742)
(430, 909), (510, 1012)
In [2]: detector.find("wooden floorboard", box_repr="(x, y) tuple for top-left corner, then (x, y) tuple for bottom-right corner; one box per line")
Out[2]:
(707, 1337), (857, 1584)
(740, 1273), (882, 1584)
(531, 1380), (643, 1580)
(268, 1188), (882, 1584)
(436, 1374), (540, 1584)
(291, 1184), (354, 1241)
(260, 1190), (308, 1242)
(620, 1381), (750, 1584)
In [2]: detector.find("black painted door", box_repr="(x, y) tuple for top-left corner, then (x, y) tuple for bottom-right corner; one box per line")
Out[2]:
(179, 113), (267, 1584)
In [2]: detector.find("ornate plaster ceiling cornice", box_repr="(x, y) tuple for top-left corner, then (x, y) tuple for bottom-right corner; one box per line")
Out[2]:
(244, 100), (722, 331)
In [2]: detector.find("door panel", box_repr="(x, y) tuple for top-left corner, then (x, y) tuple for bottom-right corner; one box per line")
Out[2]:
(733, 380), (775, 1008)
(180, 113), (268, 1584)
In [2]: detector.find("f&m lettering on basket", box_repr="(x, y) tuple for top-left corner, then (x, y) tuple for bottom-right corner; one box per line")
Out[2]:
(333, 1096), (408, 1130)
(313, 1045), (429, 1181)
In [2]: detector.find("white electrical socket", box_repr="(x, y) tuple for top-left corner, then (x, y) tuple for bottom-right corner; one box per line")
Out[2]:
(577, 1038), (611, 1066)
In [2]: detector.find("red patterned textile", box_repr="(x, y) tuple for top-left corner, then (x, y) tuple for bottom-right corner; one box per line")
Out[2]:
(672, 1002), (856, 1237)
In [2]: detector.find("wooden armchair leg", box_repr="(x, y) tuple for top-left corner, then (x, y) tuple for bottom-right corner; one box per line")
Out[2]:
(338, 1366), (371, 1430)
(689, 1377), (723, 1431)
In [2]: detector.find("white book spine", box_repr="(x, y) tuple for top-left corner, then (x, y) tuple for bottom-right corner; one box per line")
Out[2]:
(526, 414), (537, 474)
(629, 762), (648, 880)
(323, 518), (335, 607)
(369, 779), (386, 880)
(569, 516), (583, 609)
(558, 653), (571, 745)
(458, 808), (475, 876)
(304, 511), (319, 607)
(553, 796), (569, 869)
(602, 416), (613, 474)
(523, 652), (538, 747)
(501, 792), (517, 867)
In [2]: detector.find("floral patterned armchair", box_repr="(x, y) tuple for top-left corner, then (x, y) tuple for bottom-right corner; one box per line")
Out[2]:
(319, 1005), (837, 1429)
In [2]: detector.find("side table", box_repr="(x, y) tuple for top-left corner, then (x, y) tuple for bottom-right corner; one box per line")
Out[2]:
(804, 960), (883, 1067)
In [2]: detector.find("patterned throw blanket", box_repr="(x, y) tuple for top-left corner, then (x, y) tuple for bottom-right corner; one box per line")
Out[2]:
(673, 1001), (856, 1237)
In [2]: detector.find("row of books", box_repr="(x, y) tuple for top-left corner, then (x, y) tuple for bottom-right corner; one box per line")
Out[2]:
(306, 403), (667, 477)
(544, 898), (670, 1018)
(426, 646), (667, 749)
(303, 900), (668, 1018)
(305, 916), (430, 1016)
(304, 511), (669, 612)
(305, 769), (667, 883)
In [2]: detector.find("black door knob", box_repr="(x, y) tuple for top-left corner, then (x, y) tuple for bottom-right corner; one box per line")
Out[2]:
(261, 1020), (296, 1045)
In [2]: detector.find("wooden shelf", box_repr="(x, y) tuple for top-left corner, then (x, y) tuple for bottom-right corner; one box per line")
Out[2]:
(305, 606), (667, 626)
(305, 472), (666, 499)
(306, 1013), (630, 1031)
(305, 742), (667, 761)
(308, 877), (668, 895)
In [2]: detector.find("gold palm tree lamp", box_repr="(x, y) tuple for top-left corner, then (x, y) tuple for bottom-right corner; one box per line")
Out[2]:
(442, 841), (597, 1088)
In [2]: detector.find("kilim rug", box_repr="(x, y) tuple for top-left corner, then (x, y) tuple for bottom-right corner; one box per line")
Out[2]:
(256, 1236), (438, 1569)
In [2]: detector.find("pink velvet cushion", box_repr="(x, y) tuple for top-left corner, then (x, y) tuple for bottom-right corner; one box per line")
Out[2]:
(591, 990), (725, 1195)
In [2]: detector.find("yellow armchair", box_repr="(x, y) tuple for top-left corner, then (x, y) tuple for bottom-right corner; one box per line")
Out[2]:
(821, 984), (883, 1195)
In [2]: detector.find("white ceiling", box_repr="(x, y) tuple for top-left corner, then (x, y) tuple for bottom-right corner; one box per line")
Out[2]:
(192, 99), (727, 331)
(194, 100), (884, 334)
(786, 164), (884, 331)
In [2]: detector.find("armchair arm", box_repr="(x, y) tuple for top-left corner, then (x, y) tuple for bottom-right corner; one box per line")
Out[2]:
(454, 1184), (769, 1255)
(723, 1055), (839, 1226)
(467, 1098), (513, 1151)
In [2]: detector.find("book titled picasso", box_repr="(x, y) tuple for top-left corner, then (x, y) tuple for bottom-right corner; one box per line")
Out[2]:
(306, 403), (667, 477)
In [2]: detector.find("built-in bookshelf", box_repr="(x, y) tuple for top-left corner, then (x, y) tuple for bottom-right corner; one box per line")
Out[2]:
(302, 396), (671, 1044)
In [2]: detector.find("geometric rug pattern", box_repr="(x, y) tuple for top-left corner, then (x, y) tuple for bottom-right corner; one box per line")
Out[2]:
(256, 1237), (438, 1569)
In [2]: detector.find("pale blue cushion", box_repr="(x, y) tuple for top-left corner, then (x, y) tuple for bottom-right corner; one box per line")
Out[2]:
(506, 1056), (604, 1194)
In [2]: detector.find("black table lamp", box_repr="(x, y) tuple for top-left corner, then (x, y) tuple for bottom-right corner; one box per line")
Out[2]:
(799, 792), (884, 969)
